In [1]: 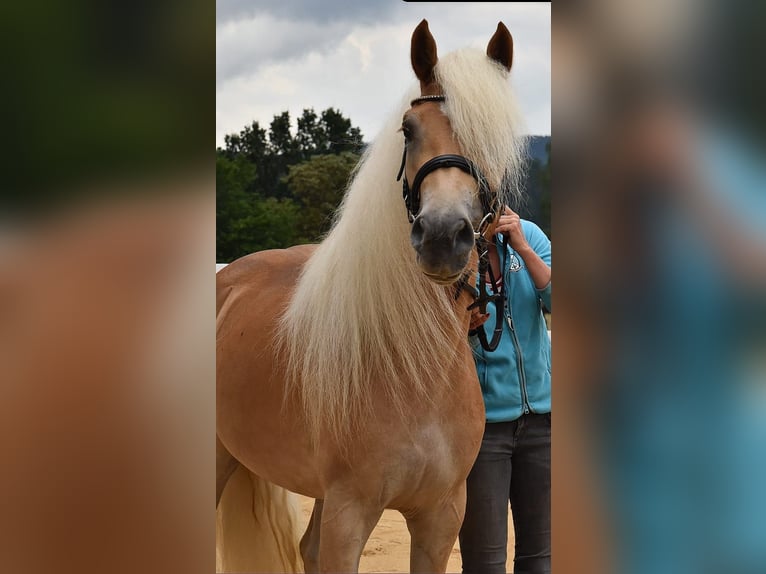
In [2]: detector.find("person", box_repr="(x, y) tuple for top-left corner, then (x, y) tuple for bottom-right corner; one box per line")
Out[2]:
(459, 205), (552, 574)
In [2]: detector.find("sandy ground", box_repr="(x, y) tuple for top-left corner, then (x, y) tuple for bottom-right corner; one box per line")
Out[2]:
(297, 495), (514, 573)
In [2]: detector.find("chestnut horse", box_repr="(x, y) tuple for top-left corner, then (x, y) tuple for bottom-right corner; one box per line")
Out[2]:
(216, 20), (527, 573)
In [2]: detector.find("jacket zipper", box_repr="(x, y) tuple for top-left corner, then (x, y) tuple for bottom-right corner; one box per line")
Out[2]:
(505, 269), (531, 415)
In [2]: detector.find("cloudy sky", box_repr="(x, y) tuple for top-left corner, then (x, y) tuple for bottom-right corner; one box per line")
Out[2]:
(216, 2), (550, 147)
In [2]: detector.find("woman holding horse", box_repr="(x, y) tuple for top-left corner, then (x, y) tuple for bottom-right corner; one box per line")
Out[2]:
(460, 206), (552, 574)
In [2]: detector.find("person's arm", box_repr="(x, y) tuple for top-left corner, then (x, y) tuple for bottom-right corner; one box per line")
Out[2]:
(494, 206), (551, 310)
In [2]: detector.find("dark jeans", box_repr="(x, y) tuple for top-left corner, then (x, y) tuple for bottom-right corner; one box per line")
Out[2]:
(459, 413), (551, 574)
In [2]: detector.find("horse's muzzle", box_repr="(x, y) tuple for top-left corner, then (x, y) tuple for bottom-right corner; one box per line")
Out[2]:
(410, 212), (474, 282)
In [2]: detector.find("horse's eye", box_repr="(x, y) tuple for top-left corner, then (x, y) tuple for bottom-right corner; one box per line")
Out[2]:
(400, 120), (413, 142)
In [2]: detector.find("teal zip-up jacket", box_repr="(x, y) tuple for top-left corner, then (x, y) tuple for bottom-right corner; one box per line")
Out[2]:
(469, 219), (551, 422)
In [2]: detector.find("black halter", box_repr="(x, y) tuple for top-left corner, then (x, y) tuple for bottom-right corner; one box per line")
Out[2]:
(396, 96), (496, 223)
(465, 233), (508, 353)
(397, 94), (506, 352)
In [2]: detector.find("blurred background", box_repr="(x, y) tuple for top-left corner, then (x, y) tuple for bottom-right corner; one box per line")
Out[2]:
(553, 1), (766, 573)
(1, 1), (764, 573)
(0, 0), (215, 573)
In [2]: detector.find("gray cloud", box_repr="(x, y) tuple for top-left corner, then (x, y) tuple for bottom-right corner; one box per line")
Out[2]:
(217, 0), (404, 26)
(216, 17), (346, 84)
(216, 3), (550, 144)
(216, 1), (412, 85)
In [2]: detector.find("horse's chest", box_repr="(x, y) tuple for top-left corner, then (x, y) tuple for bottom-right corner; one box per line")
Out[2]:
(375, 420), (473, 502)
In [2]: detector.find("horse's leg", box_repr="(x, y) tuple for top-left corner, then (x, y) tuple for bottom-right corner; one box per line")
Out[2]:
(300, 499), (323, 573)
(216, 435), (238, 507)
(318, 492), (382, 573)
(406, 485), (467, 573)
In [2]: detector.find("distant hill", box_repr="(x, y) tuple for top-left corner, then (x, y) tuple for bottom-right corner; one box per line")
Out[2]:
(527, 135), (550, 165)
(516, 135), (550, 236)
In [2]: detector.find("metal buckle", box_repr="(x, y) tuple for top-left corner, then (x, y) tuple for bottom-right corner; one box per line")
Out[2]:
(474, 212), (494, 239)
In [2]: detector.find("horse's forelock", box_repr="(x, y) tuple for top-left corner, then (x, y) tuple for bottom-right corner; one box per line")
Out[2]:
(435, 48), (528, 210)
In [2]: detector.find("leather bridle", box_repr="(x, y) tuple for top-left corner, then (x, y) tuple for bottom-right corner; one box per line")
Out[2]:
(397, 94), (507, 352)
(396, 95), (498, 224)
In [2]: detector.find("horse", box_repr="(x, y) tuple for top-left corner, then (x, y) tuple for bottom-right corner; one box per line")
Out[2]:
(216, 19), (527, 573)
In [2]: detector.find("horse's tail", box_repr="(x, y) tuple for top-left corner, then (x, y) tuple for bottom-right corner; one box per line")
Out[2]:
(216, 463), (303, 573)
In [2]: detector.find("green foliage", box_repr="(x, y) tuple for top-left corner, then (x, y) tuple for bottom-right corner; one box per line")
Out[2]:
(217, 108), (364, 262)
(242, 197), (302, 253)
(222, 121), (267, 162)
(319, 108), (364, 154)
(216, 153), (255, 261)
(296, 109), (324, 159)
(216, 152), (302, 262)
(285, 152), (360, 242)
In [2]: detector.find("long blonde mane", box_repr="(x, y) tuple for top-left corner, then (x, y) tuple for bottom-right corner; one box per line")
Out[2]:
(278, 47), (527, 445)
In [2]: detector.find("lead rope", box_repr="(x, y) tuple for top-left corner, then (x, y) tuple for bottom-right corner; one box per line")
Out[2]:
(466, 233), (508, 352)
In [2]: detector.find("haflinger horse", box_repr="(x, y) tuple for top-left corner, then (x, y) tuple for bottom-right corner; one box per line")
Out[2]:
(216, 19), (527, 573)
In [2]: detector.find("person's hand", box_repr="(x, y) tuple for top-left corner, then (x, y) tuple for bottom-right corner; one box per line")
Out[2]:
(469, 305), (489, 331)
(494, 206), (529, 252)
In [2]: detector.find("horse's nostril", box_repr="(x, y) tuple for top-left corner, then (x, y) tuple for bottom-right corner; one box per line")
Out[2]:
(412, 214), (474, 251)
(410, 215), (428, 247)
(455, 218), (474, 247)
(457, 219), (473, 243)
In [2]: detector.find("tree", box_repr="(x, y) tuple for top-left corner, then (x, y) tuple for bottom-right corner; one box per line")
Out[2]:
(295, 108), (326, 159)
(216, 152), (302, 261)
(221, 120), (271, 194)
(222, 121), (269, 166)
(216, 153), (257, 261)
(264, 111), (302, 197)
(242, 197), (302, 253)
(217, 108), (366, 258)
(320, 108), (364, 154)
(285, 152), (360, 242)
(269, 112), (298, 159)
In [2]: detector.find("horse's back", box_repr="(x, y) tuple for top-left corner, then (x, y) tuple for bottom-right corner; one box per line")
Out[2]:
(216, 244), (316, 315)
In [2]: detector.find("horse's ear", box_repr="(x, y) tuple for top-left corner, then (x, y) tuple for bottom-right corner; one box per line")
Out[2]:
(411, 19), (438, 84)
(487, 22), (513, 72)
